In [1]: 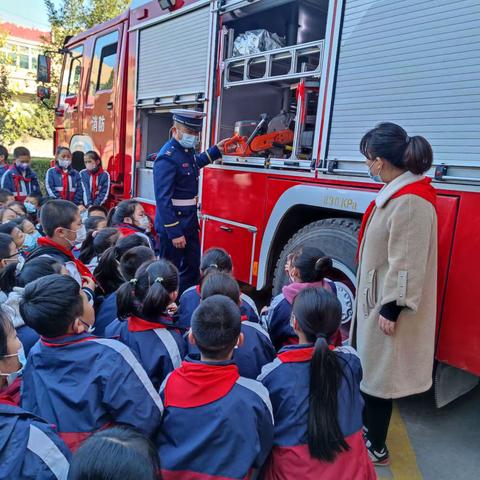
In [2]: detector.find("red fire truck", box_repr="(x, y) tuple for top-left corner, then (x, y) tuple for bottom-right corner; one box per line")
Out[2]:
(37, 0), (480, 405)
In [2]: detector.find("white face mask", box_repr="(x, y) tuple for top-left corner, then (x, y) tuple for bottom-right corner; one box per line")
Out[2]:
(138, 215), (150, 230)
(0, 346), (27, 386)
(64, 226), (86, 247)
(58, 159), (72, 169)
(179, 133), (199, 150)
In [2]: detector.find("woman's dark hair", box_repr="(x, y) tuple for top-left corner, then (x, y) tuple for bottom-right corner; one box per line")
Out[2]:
(79, 226), (119, 264)
(93, 234), (149, 294)
(200, 248), (233, 277)
(20, 274), (84, 337)
(117, 259), (179, 321)
(67, 426), (161, 480)
(290, 246), (333, 283)
(292, 287), (346, 462)
(120, 246), (156, 281)
(85, 150), (101, 163)
(360, 122), (433, 175)
(107, 199), (140, 226)
(200, 272), (240, 305)
(0, 308), (14, 357)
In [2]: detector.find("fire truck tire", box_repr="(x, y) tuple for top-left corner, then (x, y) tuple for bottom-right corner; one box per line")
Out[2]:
(272, 218), (360, 327)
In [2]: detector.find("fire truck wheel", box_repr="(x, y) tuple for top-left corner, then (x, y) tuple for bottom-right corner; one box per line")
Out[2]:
(272, 218), (360, 335)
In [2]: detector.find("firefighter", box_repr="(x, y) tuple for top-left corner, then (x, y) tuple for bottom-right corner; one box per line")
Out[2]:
(153, 109), (229, 294)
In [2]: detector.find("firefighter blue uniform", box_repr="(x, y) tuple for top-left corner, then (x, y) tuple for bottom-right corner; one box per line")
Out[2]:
(45, 165), (83, 205)
(153, 110), (222, 293)
(1, 165), (41, 201)
(259, 345), (375, 479)
(80, 167), (110, 206)
(157, 356), (274, 479)
(103, 315), (186, 390)
(21, 332), (164, 452)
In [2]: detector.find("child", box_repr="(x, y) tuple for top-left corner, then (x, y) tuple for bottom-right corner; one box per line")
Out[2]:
(259, 287), (375, 479)
(26, 199), (93, 285)
(0, 207), (18, 224)
(0, 221), (26, 251)
(98, 244), (155, 336)
(79, 225), (118, 271)
(88, 204), (108, 219)
(108, 199), (153, 246)
(200, 272), (276, 379)
(45, 146), (83, 205)
(0, 145), (9, 178)
(80, 150), (111, 207)
(112, 259), (186, 389)
(178, 247), (259, 329)
(24, 191), (43, 223)
(0, 188), (14, 208)
(14, 218), (42, 255)
(20, 274), (164, 452)
(68, 427), (160, 480)
(0, 310), (71, 479)
(1, 147), (41, 201)
(157, 295), (274, 479)
(265, 247), (338, 350)
(6, 201), (27, 217)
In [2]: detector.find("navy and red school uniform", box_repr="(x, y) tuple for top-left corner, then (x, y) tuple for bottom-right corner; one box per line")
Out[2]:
(259, 344), (375, 480)
(157, 356), (274, 479)
(178, 284), (260, 330)
(0, 380), (71, 480)
(45, 165), (83, 205)
(94, 292), (118, 337)
(21, 332), (164, 452)
(187, 314), (276, 379)
(1, 165), (40, 201)
(0, 163), (9, 178)
(267, 280), (338, 350)
(115, 223), (156, 249)
(105, 315), (186, 390)
(80, 167), (110, 207)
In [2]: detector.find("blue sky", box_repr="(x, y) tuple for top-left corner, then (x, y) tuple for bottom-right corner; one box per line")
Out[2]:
(0, 0), (62, 30)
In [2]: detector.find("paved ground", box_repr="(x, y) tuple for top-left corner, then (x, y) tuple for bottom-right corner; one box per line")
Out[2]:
(377, 385), (480, 479)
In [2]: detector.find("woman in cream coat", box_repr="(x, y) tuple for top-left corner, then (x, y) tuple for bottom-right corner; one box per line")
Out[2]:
(352, 122), (437, 466)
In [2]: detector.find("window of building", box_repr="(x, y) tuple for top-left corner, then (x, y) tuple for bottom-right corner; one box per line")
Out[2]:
(88, 30), (118, 102)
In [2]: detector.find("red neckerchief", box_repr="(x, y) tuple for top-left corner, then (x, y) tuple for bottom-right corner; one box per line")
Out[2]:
(164, 360), (240, 408)
(278, 345), (335, 363)
(37, 237), (95, 280)
(11, 166), (31, 200)
(55, 166), (71, 200)
(128, 315), (174, 332)
(356, 178), (437, 261)
(0, 377), (21, 406)
(116, 223), (144, 237)
(89, 167), (103, 201)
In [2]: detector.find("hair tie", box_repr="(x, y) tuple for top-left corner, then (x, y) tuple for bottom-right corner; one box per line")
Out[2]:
(405, 135), (411, 144)
(209, 264), (218, 269)
(92, 230), (99, 238)
(129, 278), (138, 285)
(154, 277), (164, 284)
(316, 332), (327, 340)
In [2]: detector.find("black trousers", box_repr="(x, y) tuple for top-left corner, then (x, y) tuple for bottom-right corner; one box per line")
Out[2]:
(362, 393), (393, 451)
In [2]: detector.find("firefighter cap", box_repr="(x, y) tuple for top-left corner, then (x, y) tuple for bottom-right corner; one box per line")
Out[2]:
(171, 109), (206, 132)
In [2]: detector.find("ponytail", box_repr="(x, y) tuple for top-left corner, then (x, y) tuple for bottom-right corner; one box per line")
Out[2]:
(291, 246), (332, 283)
(292, 287), (348, 462)
(200, 248), (233, 278)
(78, 230), (96, 264)
(94, 246), (123, 294)
(108, 200), (139, 226)
(360, 122), (433, 175)
(117, 259), (179, 321)
(403, 135), (433, 175)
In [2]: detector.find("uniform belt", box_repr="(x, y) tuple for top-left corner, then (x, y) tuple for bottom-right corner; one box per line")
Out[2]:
(172, 198), (197, 206)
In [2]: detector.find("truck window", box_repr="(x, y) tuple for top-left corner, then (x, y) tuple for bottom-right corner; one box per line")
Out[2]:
(59, 45), (83, 106)
(88, 30), (119, 100)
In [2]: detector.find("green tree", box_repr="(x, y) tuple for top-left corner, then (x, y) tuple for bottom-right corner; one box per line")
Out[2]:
(0, 29), (16, 144)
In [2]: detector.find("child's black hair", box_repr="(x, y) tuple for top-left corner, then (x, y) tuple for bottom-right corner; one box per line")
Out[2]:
(79, 225), (118, 264)
(0, 308), (14, 357)
(40, 199), (79, 237)
(0, 221), (18, 236)
(107, 199), (140, 226)
(200, 248), (233, 277)
(20, 274), (84, 337)
(292, 287), (347, 462)
(13, 146), (30, 158)
(93, 234), (150, 294)
(88, 205), (108, 218)
(119, 246), (156, 281)
(117, 259), (178, 321)
(17, 257), (64, 287)
(0, 145), (8, 162)
(191, 295), (241, 360)
(6, 201), (27, 216)
(200, 272), (241, 305)
(67, 426), (160, 480)
(55, 145), (71, 157)
(85, 150), (101, 163)
(0, 233), (13, 260)
(290, 246), (333, 283)
(0, 188), (13, 204)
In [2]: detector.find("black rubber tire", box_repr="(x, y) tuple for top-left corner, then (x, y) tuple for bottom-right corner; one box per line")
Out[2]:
(272, 218), (361, 296)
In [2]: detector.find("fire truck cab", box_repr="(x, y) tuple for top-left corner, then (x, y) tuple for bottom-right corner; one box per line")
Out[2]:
(41, 0), (480, 406)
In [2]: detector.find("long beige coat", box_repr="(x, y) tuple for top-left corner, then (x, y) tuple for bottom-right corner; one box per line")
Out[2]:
(351, 172), (438, 399)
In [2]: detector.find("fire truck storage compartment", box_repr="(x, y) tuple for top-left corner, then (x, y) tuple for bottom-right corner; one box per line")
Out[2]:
(219, 0), (329, 169)
(135, 110), (174, 202)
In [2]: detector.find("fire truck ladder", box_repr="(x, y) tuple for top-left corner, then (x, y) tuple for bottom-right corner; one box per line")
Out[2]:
(223, 40), (325, 88)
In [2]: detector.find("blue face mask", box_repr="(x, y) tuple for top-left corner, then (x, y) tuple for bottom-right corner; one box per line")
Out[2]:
(24, 201), (37, 214)
(21, 232), (40, 253)
(367, 159), (383, 183)
(179, 133), (199, 150)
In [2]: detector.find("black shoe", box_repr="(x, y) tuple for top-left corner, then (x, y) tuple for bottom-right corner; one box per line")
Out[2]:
(366, 440), (390, 466)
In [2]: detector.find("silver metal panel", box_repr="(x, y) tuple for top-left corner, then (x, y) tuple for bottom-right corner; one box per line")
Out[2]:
(137, 167), (155, 202)
(137, 6), (211, 102)
(326, 0), (480, 178)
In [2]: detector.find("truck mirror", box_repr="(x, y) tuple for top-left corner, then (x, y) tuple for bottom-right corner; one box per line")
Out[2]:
(158, 0), (184, 11)
(37, 55), (51, 83)
(37, 85), (51, 100)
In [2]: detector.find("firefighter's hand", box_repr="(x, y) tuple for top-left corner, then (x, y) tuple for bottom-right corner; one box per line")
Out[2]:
(216, 138), (232, 154)
(172, 236), (187, 249)
(378, 315), (396, 336)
